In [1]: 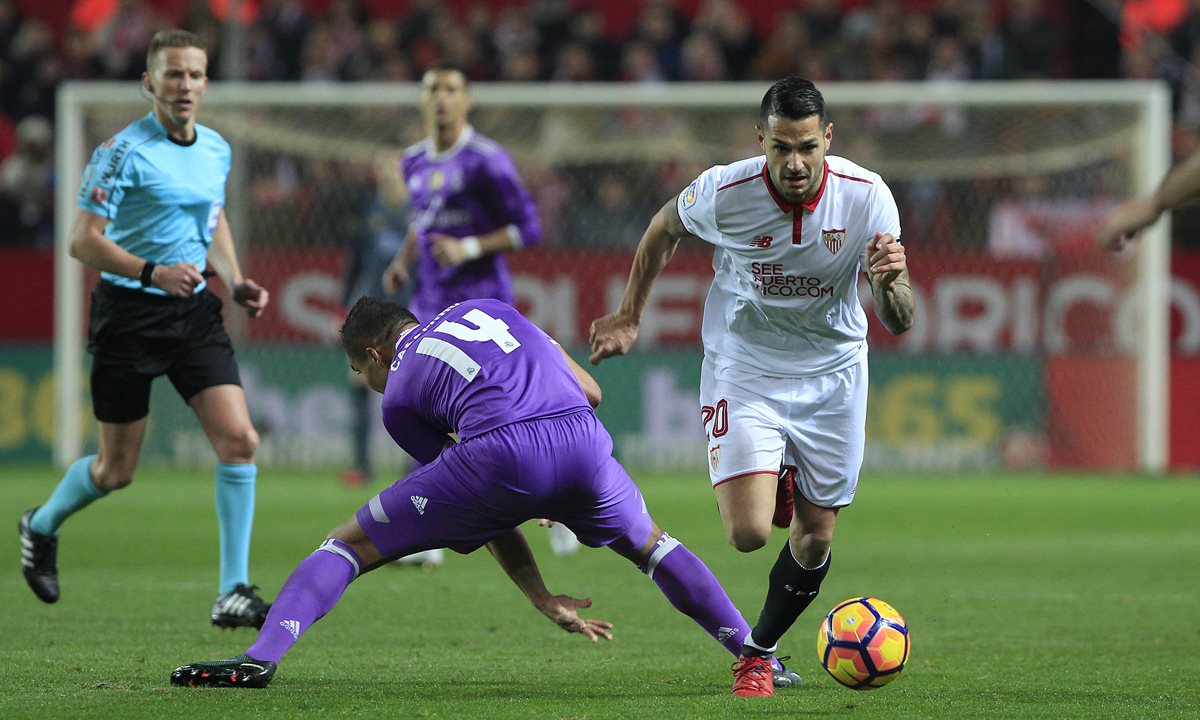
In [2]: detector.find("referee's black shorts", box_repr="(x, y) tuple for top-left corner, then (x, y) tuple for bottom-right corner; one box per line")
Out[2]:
(87, 282), (242, 424)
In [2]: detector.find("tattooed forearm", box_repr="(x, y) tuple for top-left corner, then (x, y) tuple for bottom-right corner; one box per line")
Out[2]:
(872, 273), (915, 335)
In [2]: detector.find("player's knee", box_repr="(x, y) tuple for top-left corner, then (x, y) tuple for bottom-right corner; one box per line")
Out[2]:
(216, 425), (259, 463)
(791, 533), (832, 568)
(727, 524), (770, 553)
(92, 458), (135, 491)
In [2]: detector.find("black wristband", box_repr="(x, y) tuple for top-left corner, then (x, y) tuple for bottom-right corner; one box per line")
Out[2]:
(139, 261), (157, 288)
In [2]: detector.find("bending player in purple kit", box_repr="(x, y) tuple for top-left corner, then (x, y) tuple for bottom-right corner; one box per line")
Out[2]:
(171, 297), (800, 694)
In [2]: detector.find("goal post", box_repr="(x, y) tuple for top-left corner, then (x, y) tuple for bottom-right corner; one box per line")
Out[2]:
(54, 80), (1172, 472)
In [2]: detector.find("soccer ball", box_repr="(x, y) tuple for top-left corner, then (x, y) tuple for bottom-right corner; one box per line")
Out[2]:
(816, 596), (910, 690)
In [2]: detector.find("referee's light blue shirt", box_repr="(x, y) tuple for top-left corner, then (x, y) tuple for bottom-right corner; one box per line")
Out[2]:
(76, 113), (231, 296)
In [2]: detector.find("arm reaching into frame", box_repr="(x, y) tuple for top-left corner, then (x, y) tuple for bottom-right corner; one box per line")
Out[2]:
(588, 197), (690, 364)
(1097, 148), (1200, 252)
(486, 528), (614, 643)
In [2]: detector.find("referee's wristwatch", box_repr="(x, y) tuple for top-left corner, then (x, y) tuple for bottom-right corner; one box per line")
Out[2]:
(139, 261), (157, 288)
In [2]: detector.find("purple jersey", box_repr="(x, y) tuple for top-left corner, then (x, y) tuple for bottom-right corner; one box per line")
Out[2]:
(380, 299), (588, 464)
(402, 127), (542, 319)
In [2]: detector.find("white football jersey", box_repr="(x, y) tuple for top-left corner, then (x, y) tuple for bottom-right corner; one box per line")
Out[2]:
(677, 154), (900, 377)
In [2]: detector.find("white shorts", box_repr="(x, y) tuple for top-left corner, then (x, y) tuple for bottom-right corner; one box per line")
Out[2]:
(699, 356), (868, 508)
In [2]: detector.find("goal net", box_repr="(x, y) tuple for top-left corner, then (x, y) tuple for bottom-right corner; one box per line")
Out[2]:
(54, 80), (1170, 473)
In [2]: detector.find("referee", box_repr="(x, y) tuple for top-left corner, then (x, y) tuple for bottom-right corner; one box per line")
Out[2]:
(19, 30), (271, 628)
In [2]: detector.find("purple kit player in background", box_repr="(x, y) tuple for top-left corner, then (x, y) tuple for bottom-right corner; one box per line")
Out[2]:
(171, 298), (798, 694)
(382, 61), (580, 561)
(382, 63), (541, 322)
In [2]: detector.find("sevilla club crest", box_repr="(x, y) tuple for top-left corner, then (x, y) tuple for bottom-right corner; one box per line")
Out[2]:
(822, 228), (846, 254)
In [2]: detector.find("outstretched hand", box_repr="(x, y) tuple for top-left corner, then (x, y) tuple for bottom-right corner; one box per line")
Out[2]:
(1096, 198), (1159, 253)
(534, 594), (613, 643)
(382, 257), (410, 295)
(588, 312), (638, 365)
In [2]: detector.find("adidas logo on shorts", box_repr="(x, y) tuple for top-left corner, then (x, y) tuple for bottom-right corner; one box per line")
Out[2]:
(411, 495), (428, 514)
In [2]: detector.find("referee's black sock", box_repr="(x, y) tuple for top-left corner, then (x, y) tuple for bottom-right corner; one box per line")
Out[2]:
(743, 542), (831, 656)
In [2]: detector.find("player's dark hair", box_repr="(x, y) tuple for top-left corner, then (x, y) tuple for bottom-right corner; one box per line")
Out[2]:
(146, 29), (206, 70)
(424, 61), (470, 88)
(341, 296), (419, 360)
(759, 77), (827, 127)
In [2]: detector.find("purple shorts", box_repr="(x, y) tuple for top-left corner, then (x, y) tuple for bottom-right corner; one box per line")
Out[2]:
(357, 410), (653, 558)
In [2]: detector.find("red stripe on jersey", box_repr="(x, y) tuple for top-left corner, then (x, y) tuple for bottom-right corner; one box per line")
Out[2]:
(717, 174), (759, 193)
(827, 170), (873, 185)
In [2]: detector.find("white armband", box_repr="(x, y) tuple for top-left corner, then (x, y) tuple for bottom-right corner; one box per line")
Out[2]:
(460, 236), (482, 260)
(504, 224), (523, 249)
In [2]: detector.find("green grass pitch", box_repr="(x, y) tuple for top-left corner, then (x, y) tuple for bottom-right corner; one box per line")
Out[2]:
(3, 466), (1198, 719)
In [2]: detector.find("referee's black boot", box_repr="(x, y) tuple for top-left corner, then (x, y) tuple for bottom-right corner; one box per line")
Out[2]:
(211, 584), (271, 629)
(19, 507), (60, 603)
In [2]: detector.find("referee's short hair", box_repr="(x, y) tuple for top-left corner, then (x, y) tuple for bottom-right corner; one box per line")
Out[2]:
(146, 30), (206, 70)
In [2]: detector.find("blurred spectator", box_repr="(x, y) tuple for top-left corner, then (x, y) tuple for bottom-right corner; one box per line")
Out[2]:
(750, 11), (810, 81)
(631, 0), (687, 80)
(16, 52), (62, 121)
(550, 41), (601, 82)
(62, 27), (101, 80)
(962, 1), (1006, 79)
(842, 0), (903, 48)
(300, 23), (344, 82)
(0, 114), (53, 246)
(692, 0), (757, 80)
(567, 171), (655, 249)
(254, 0), (312, 80)
(620, 41), (667, 84)
(1171, 0), (1200, 57)
(927, 36), (972, 83)
(566, 8), (619, 80)
(897, 11), (936, 79)
(679, 31), (728, 82)
(529, 0), (571, 68)
(344, 17), (401, 81)
(804, 0), (844, 41)
(492, 5), (539, 77)
(91, 0), (160, 80)
(500, 48), (542, 81)
(930, 0), (966, 38)
(7, 0), (1200, 257)
(1000, 0), (1058, 79)
(9, 17), (55, 90)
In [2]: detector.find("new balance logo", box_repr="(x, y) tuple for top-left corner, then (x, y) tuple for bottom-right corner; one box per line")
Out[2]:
(750, 235), (774, 248)
(411, 495), (428, 515)
(784, 584), (818, 597)
(280, 619), (301, 640)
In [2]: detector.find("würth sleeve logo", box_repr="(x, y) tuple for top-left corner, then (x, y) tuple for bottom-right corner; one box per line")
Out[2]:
(821, 228), (846, 254)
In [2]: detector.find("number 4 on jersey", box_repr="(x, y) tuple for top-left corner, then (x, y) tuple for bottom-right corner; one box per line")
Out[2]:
(415, 308), (523, 381)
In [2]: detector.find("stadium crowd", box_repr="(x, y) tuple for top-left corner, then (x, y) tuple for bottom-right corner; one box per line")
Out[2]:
(3, 0), (1199, 248)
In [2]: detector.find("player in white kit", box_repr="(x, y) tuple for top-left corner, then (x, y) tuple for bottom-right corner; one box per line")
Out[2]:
(590, 77), (915, 696)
